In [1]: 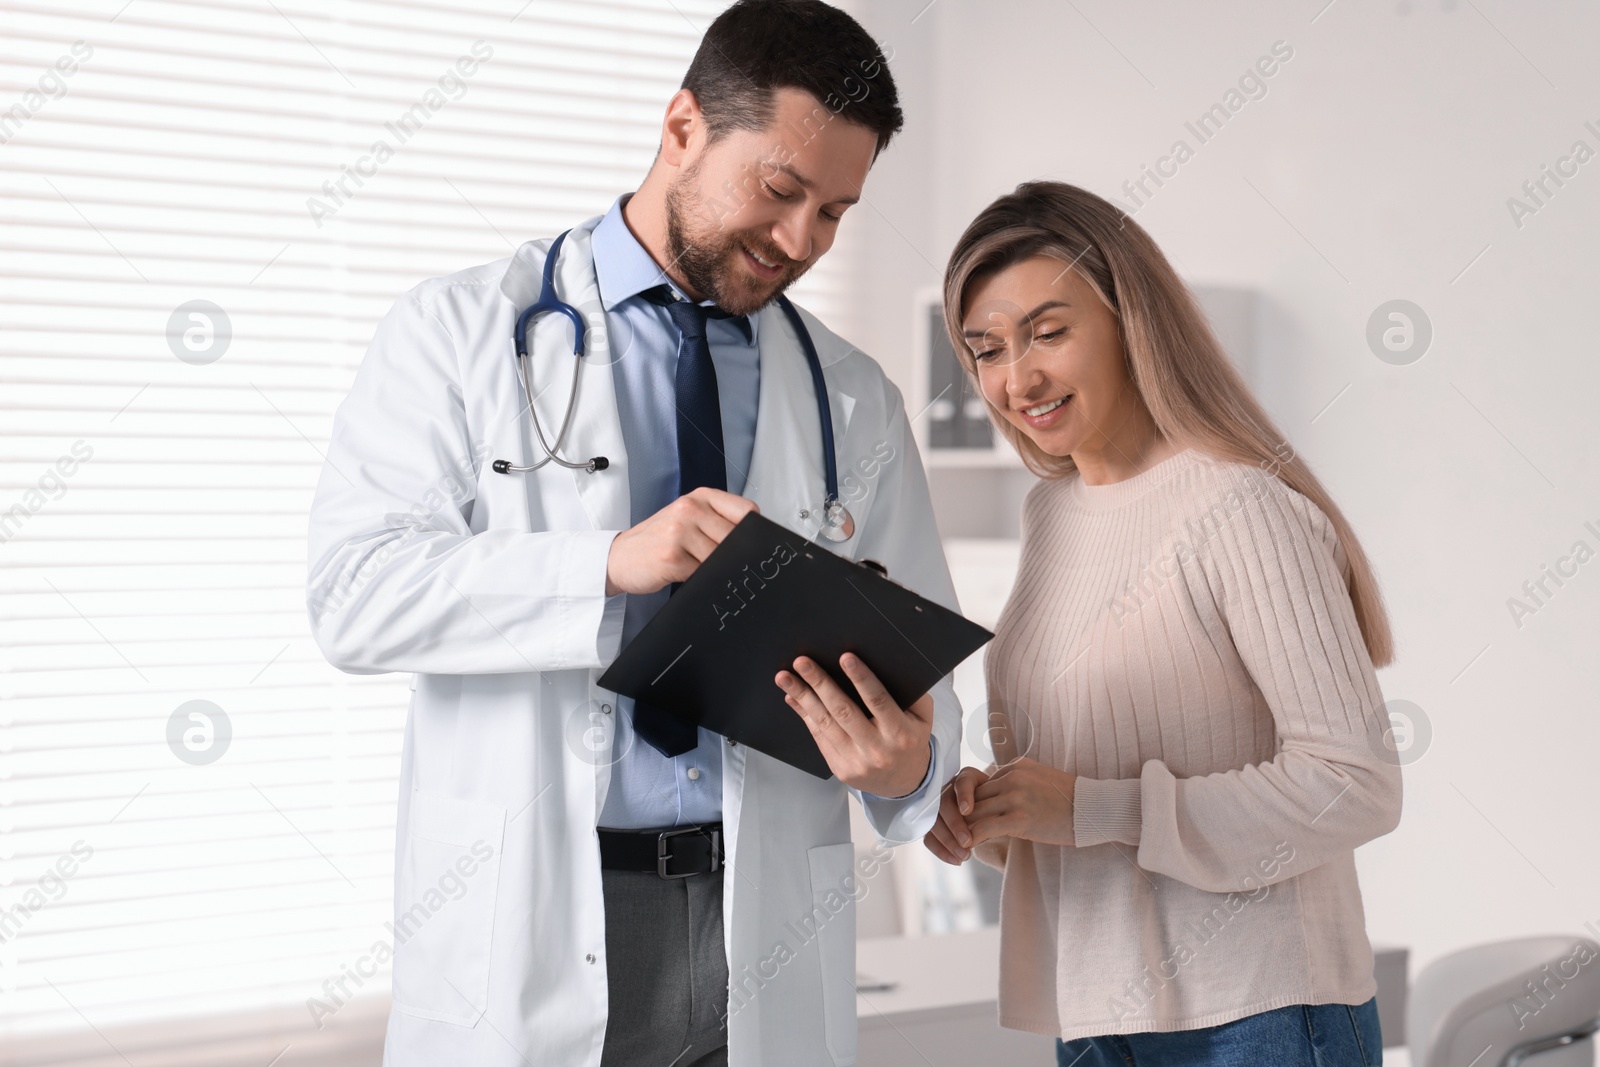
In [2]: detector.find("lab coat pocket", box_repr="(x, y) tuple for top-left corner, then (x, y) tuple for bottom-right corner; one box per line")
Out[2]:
(808, 842), (859, 1066)
(390, 791), (505, 1026)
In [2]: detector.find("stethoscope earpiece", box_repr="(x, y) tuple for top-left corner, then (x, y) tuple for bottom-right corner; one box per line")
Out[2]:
(493, 455), (608, 475)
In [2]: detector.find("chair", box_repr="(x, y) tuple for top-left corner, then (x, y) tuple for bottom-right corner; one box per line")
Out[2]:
(1409, 936), (1600, 1067)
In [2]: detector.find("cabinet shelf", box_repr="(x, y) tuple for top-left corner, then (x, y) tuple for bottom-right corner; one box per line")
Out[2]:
(924, 447), (1024, 469)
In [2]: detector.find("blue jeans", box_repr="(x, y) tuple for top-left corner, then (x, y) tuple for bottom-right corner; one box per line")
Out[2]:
(1055, 997), (1382, 1067)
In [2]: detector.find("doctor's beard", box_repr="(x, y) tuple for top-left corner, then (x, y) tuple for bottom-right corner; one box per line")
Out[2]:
(664, 167), (808, 317)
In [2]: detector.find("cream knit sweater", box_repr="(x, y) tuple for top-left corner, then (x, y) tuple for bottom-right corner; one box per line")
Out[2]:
(975, 447), (1401, 1041)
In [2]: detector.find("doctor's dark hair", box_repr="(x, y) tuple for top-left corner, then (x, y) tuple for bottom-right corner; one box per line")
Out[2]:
(942, 181), (1394, 667)
(682, 0), (903, 156)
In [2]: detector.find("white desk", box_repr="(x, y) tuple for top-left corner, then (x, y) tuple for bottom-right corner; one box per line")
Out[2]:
(856, 927), (1055, 1066)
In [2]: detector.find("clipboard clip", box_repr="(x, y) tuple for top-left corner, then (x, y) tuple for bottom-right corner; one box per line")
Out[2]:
(858, 558), (917, 602)
(857, 559), (908, 591)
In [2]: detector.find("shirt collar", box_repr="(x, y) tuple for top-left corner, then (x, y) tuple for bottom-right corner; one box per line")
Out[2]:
(591, 195), (756, 345)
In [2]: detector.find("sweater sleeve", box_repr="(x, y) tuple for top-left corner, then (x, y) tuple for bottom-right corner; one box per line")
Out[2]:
(1074, 471), (1402, 894)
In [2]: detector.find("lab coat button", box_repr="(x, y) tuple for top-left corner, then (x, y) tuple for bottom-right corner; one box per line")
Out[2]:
(686, 767), (701, 781)
(586, 953), (596, 964)
(600, 703), (612, 715)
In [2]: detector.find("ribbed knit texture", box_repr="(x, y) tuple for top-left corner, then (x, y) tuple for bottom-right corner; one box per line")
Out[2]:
(976, 448), (1402, 1041)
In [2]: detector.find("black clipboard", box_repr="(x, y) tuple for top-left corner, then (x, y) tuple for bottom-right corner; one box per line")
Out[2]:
(597, 511), (994, 779)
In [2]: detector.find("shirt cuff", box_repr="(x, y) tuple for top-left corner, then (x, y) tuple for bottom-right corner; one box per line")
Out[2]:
(596, 590), (626, 664)
(1074, 775), (1143, 847)
(581, 532), (625, 665)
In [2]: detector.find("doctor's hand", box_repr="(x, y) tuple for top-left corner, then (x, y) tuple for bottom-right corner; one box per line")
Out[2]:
(775, 653), (934, 800)
(605, 488), (758, 597)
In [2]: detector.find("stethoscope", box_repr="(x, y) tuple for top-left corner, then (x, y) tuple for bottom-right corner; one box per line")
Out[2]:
(491, 229), (855, 543)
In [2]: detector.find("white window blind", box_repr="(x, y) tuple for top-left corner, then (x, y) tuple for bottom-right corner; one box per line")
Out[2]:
(0, 0), (858, 1044)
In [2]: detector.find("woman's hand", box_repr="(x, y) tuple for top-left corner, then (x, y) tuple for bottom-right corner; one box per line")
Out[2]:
(965, 757), (1077, 849)
(775, 653), (934, 800)
(925, 766), (990, 864)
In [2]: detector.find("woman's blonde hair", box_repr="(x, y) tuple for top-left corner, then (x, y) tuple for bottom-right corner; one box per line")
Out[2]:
(942, 180), (1393, 666)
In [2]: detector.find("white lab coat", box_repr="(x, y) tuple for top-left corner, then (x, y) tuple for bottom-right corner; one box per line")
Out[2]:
(306, 214), (962, 1067)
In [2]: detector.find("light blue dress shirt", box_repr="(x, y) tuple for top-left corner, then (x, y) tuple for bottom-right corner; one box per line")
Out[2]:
(590, 195), (936, 830)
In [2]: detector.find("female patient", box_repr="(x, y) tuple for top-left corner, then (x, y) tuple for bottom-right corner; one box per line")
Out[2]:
(925, 181), (1401, 1067)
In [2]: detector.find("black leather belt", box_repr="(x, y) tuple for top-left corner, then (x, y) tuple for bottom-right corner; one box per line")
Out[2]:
(597, 823), (723, 879)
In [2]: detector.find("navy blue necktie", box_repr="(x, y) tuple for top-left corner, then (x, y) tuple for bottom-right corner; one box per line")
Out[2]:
(628, 287), (745, 758)
(665, 298), (730, 496)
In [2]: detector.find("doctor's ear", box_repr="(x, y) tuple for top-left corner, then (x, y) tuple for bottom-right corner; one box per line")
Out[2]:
(658, 88), (707, 168)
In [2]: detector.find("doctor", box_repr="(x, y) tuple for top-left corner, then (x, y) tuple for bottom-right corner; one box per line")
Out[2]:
(306, 2), (961, 1066)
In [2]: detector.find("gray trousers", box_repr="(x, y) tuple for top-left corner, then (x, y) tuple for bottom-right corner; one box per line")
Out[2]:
(600, 866), (729, 1067)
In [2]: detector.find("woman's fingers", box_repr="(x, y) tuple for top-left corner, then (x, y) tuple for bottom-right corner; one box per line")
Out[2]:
(924, 828), (964, 866)
(954, 767), (986, 816)
(967, 809), (1021, 847)
(966, 791), (1011, 824)
(938, 781), (972, 848)
(962, 789), (1016, 846)
(974, 760), (1029, 802)
(926, 812), (969, 864)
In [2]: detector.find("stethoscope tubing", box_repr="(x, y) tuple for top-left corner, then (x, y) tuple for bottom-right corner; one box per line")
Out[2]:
(500, 227), (844, 526)
(773, 293), (839, 511)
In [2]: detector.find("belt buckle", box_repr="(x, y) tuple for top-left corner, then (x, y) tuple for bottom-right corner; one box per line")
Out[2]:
(656, 826), (721, 879)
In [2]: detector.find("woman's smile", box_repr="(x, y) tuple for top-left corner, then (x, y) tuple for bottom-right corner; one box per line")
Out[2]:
(1018, 394), (1072, 429)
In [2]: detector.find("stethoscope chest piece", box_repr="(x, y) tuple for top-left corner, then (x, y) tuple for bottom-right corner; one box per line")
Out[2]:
(815, 499), (855, 543)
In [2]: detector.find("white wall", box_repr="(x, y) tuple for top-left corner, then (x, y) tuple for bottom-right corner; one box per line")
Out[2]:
(841, 0), (1600, 980)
